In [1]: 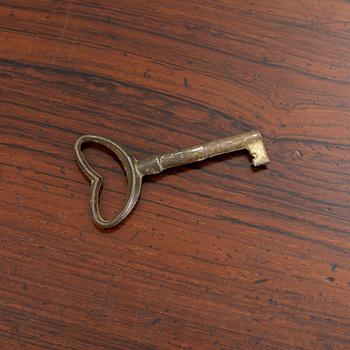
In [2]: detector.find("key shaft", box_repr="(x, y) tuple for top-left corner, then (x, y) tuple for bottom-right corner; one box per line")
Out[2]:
(137, 130), (269, 176)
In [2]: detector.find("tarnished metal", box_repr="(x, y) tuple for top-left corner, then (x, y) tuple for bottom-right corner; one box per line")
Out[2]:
(74, 130), (269, 229)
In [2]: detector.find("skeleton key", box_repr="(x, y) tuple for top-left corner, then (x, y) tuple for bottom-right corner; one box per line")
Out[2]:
(74, 130), (269, 228)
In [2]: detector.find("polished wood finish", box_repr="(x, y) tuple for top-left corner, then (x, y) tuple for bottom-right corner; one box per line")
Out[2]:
(1, 1), (350, 349)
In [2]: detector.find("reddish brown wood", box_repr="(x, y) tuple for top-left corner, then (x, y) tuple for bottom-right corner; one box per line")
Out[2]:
(1, 1), (350, 349)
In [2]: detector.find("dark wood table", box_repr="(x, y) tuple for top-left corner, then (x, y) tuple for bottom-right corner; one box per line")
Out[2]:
(1, 1), (349, 349)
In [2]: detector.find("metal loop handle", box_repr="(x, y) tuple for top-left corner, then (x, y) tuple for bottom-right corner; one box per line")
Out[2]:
(74, 135), (142, 228)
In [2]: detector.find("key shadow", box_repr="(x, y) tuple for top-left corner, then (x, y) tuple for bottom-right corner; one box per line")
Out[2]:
(75, 143), (268, 233)
(75, 142), (136, 233)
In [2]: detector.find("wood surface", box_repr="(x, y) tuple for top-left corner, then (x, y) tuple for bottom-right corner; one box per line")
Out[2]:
(1, 1), (350, 349)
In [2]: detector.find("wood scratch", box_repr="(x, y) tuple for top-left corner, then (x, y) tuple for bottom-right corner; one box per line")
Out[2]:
(299, 0), (350, 78)
(98, 273), (115, 323)
(67, 36), (77, 65)
(180, 287), (197, 350)
(60, 0), (73, 40)
(51, 0), (73, 66)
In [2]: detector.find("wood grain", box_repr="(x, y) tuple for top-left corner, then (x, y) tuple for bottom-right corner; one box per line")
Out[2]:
(1, 1), (350, 349)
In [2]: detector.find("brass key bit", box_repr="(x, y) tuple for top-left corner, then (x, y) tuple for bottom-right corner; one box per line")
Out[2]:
(74, 130), (269, 228)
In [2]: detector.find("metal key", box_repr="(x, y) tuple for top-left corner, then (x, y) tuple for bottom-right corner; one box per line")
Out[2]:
(74, 130), (269, 228)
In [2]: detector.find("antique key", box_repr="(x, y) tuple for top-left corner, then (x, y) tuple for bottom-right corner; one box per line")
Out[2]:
(74, 130), (269, 228)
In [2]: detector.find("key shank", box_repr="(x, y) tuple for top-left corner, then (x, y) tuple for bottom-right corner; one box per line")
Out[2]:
(136, 130), (269, 176)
